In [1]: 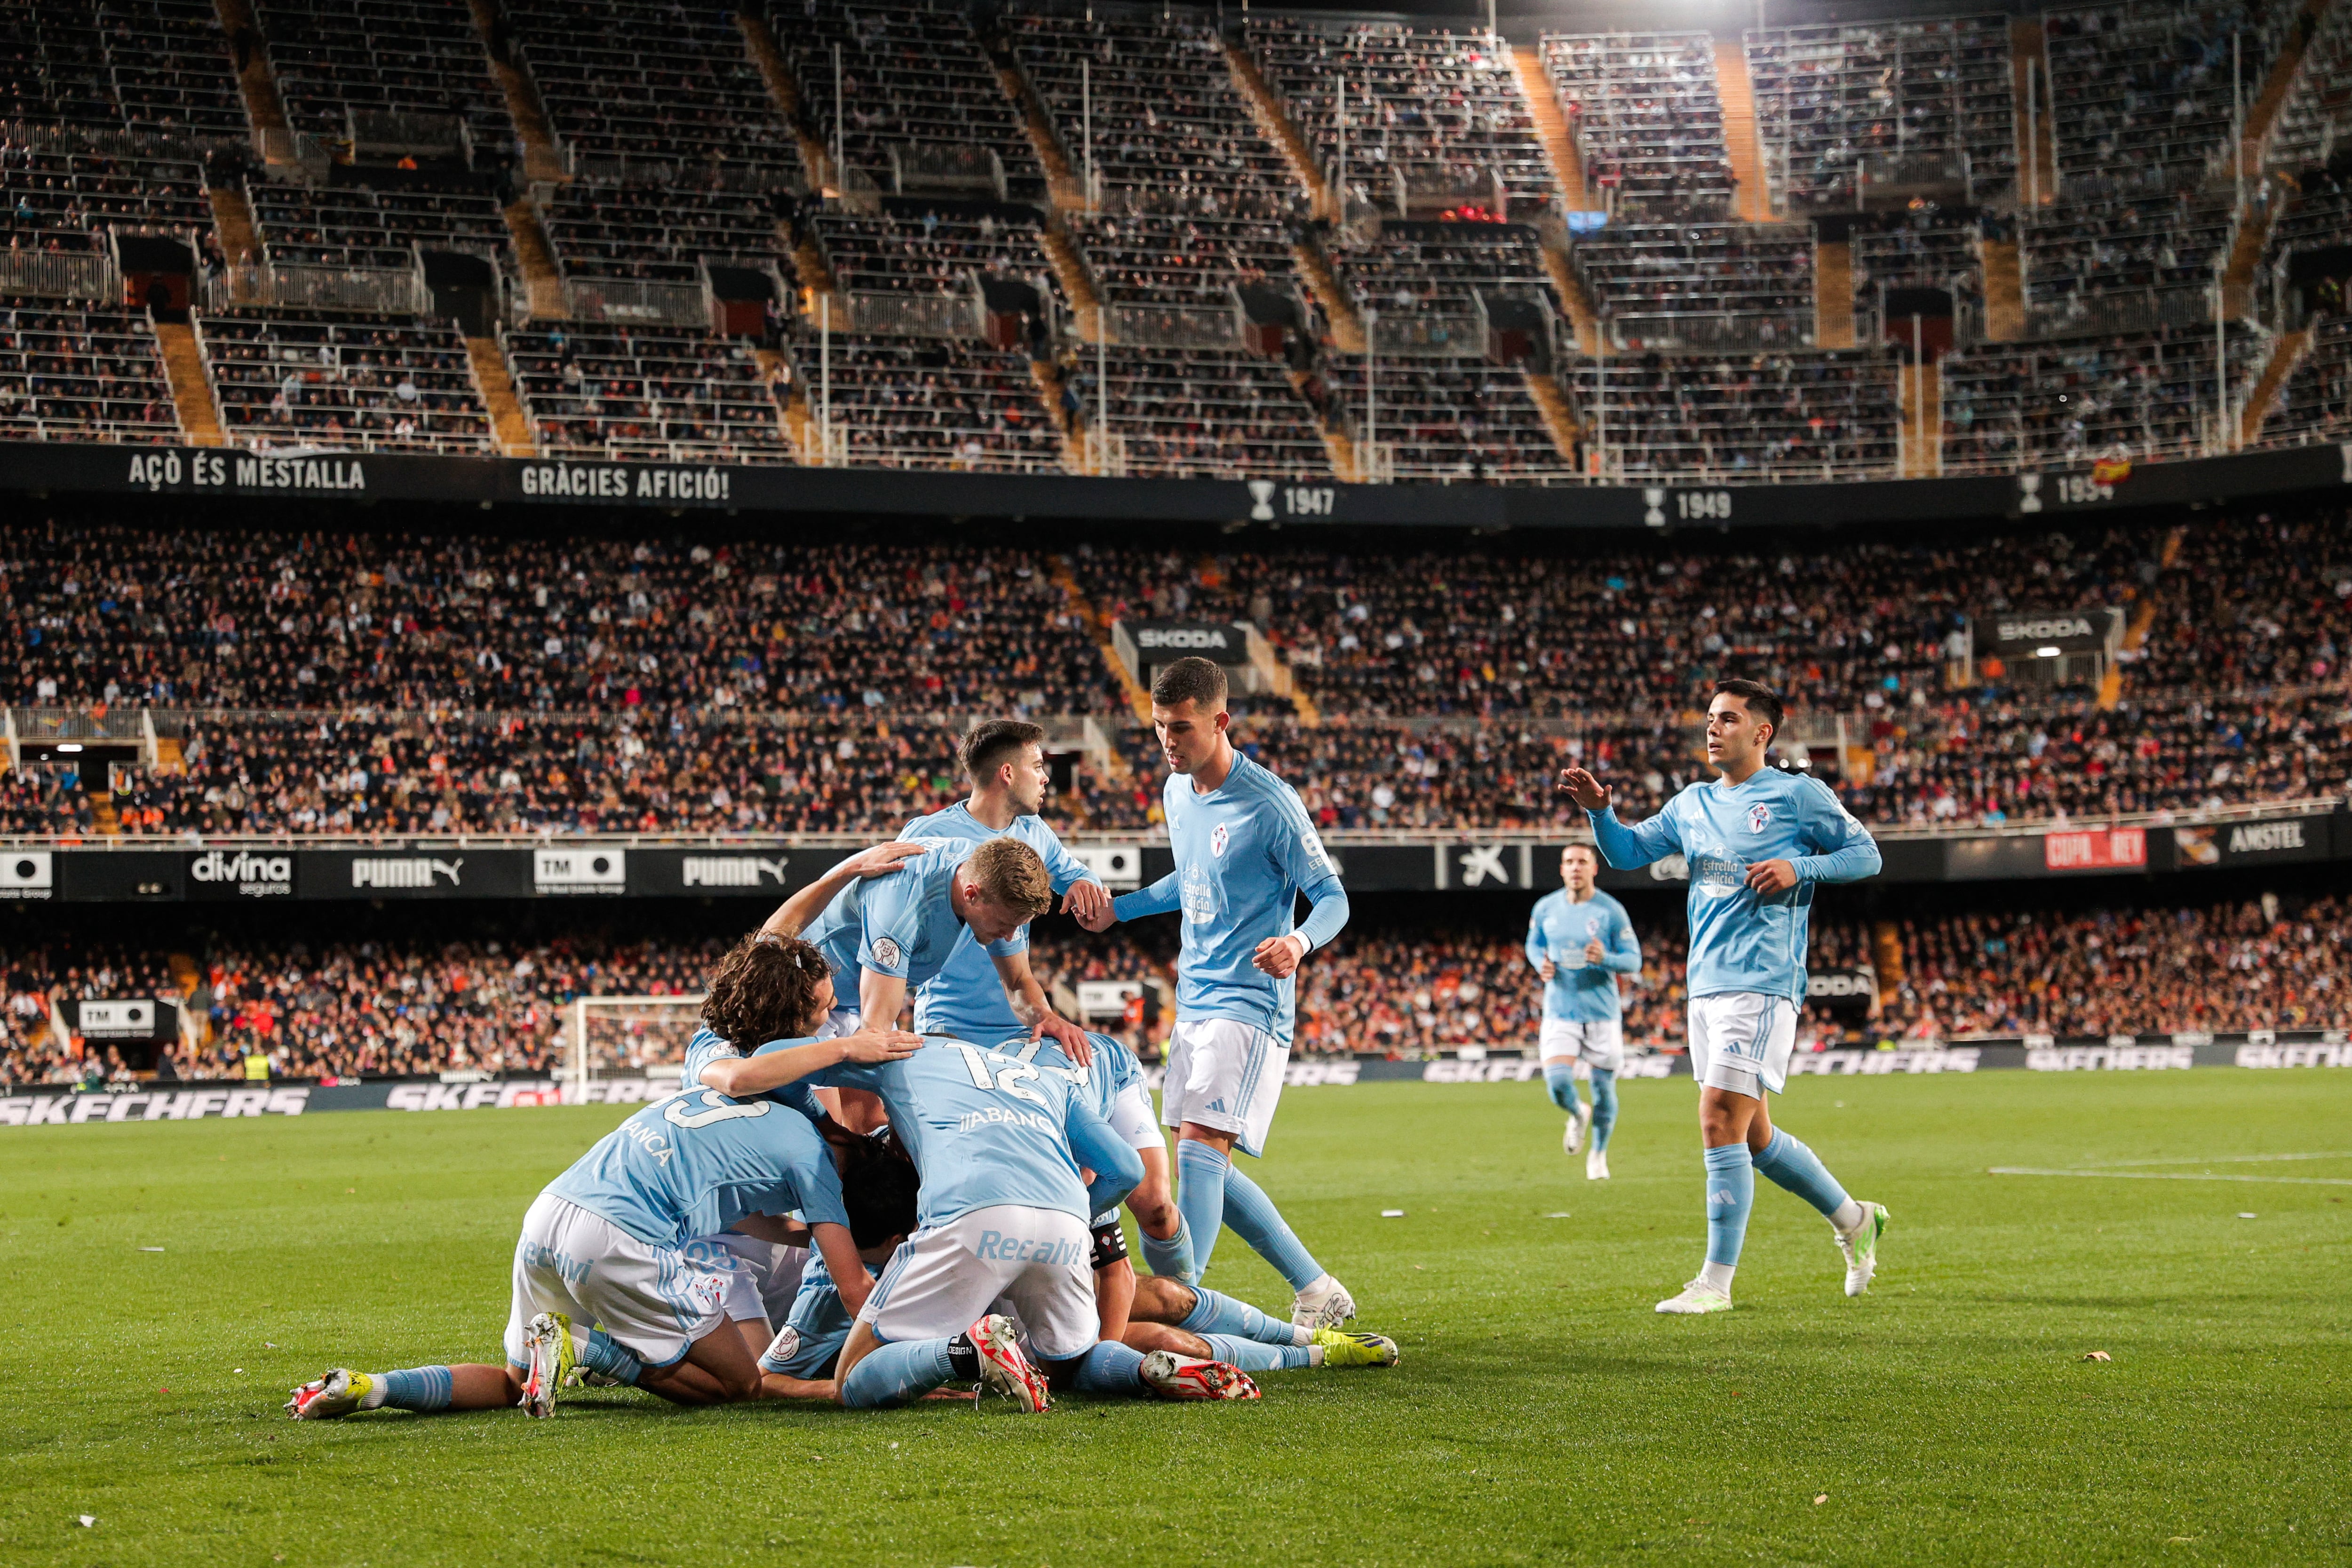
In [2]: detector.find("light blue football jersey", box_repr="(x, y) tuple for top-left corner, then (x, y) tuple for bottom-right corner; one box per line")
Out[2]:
(1588, 768), (1881, 1003)
(1117, 751), (1345, 1032)
(897, 802), (1100, 1042)
(679, 1025), (827, 1122)
(1526, 889), (1643, 1022)
(763, 1035), (1139, 1228)
(543, 1086), (851, 1248)
(1006, 1031), (1148, 1226)
(800, 841), (1021, 999)
(771, 1251), (856, 1379)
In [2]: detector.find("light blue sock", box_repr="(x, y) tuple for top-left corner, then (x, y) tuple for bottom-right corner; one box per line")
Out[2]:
(1179, 1284), (1307, 1346)
(1704, 1143), (1756, 1267)
(1203, 1333), (1316, 1372)
(1176, 1140), (1230, 1277)
(577, 1329), (641, 1385)
(1221, 1163), (1323, 1292)
(840, 1339), (956, 1409)
(374, 1365), (452, 1412)
(1139, 1215), (1199, 1285)
(1588, 1068), (1619, 1152)
(1068, 1341), (1147, 1396)
(1542, 1061), (1582, 1114)
(1752, 1129), (1851, 1219)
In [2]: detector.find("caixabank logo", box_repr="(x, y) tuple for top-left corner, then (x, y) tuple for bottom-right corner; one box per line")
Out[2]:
(534, 848), (627, 896)
(190, 849), (294, 898)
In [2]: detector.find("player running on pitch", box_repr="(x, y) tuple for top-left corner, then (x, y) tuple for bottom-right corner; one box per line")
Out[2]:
(1525, 840), (1641, 1180)
(1079, 655), (1355, 1328)
(1557, 678), (1889, 1315)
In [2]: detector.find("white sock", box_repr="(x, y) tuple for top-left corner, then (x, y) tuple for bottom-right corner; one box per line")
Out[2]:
(357, 1375), (389, 1410)
(1305, 1344), (1327, 1367)
(1699, 1260), (1736, 1296)
(1289, 1321), (1313, 1346)
(1830, 1199), (1866, 1234)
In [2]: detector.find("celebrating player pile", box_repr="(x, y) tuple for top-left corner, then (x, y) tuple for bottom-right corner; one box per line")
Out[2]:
(1558, 678), (1892, 1314)
(289, 706), (1394, 1423)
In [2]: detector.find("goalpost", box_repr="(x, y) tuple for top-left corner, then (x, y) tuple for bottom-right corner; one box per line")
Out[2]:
(567, 995), (708, 1096)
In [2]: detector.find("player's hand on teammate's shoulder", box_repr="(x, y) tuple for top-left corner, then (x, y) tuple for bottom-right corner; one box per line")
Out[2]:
(1033, 1013), (1094, 1065)
(838, 1027), (924, 1064)
(1060, 880), (1112, 925)
(846, 840), (929, 878)
(1556, 766), (1609, 812)
(1743, 858), (1799, 895)
(1251, 933), (1309, 979)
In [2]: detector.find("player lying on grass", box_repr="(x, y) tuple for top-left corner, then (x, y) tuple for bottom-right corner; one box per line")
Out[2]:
(1559, 677), (1891, 1315)
(287, 935), (922, 1420)
(1525, 841), (1641, 1180)
(746, 1030), (1262, 1409)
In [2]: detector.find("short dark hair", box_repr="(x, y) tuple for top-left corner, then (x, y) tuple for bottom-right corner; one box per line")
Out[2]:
(1151, 655), (1227, 711)
(1712, 678), (1784, 740)
(959, 718), (1044, 786)
(836, 1129), (921, 1249)
(701, 932), (830, 1049)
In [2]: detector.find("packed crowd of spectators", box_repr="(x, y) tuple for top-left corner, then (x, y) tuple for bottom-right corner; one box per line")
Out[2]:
(809, 336), (1066, 473)
(540, 183), (783, 284)
(1328, 356), (1576, 484)
(200, 308), (494, 454)
(1941, 321), (2268, 472)
(804, 208), (1058, 302)
(1745, 16), (2015, 214)
(1847, 206), (1981, 310)
(0, 0), (249, 141)
(1542, 31), (1733, 217)
(0, 299), (181, 444)
(1570, 222), (1817, 350)
(1078, 345), (1332, 478)
(254, 0), (516, 154)
(503, 0), (799, 178)
(1071, 212), (1297, 309)
(1244, 19), (1556, 216)
(1879, 894), (2349, 1038)
(507, 321), (789, 459)
(780, 0), (1042, 200)
(2047, 0), (2292, 200)
(2020, 191), (2234, 330)
(1009, 13), (1297, 218)
(2268, 314), (2352, 443)
(2267, 0), (2350, 173)
(1572, 349), (1900, 479)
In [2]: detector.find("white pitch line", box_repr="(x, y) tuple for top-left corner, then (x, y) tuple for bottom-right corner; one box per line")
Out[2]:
(2064, 1151), (2352, 1169)
(1987, 1167), (2352, 1186)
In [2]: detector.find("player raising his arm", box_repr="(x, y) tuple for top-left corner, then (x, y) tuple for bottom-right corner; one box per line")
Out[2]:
(1079, 656), (1355, 1328)
(1525, 841), (1642, 1180)
(1557, 678), (1890, 1315)
(287, 936), (912, 1419)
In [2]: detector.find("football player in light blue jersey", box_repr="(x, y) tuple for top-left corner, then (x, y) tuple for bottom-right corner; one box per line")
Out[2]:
(1560, 678), (1891, 1315)
(1079, 657), (1357, 1330)
(287, 933), (921, 1422)
(1525, 841), (1643, 1179)
(761, 1032), (1260, 1408)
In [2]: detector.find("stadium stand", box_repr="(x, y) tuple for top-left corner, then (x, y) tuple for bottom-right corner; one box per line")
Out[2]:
(1009, 11), (1299, 216)
(0, 148), (215, 254)
(504, 321), (789, 459)
(1540, 31), (1735, 217)
(251, 0), (516, 154)
(1940, 322), (2267, 470)
(1569, 221), (1817, 350)
(1243, 18), (1557, 215)
(244, 184), (514, 272)
(0, 299), (182, 443)
(2018, 191), (2235, 333)
(1745, 15), (2016, 214)
(2262, 313), (2351, 443)
(806, 336), (1064, 472)
(0, 0), (249, 141)
(779, 0), (1043, 199)
(1570, 349), (1901, 479)
(538, 183), (783, 283)
(198, 308), (495, 453)
(2045, 0), (2293, 199)
(1081, 344), (1332, 478)
(2265, 0), (2351, 175)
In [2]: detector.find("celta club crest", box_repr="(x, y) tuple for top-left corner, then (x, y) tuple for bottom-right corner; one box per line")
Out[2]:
(1209, 823), (1229, 857)
(1748, 804), (1772, 835)
(2018, 473), (2042, 513)
(1247, 479), (1276, 522)
(1643, 486), (1667, 527)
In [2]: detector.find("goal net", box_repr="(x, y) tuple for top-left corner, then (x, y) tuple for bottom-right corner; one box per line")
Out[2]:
(568, 995), (708, 1092)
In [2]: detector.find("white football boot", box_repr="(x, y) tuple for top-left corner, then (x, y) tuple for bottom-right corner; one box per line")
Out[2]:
(1290, 1273), (1357, 1330)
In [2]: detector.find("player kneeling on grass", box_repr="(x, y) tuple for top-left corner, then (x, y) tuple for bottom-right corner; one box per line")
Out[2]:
(288, 933), (922, 1421)
(755, 1030), (1260, 1409)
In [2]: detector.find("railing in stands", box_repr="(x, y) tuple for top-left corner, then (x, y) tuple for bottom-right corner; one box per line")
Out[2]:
(560, 276), (708, 327)
(204, 261), (430, 317)
(0, 250), (116, 302)
(2023, 284), (2219, 340)
(1107, 301), (1242, 350)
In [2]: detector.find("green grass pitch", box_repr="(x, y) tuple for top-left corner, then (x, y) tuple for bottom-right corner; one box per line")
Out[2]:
(2, 1070), (2347, 1566)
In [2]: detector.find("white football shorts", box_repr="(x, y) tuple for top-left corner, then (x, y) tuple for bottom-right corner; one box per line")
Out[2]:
(1687, 992), (1798, 1098)
(1108, 1080), (1162, 1151)
(1537, 1017), (1625, 1073)
(683, 1232), (810, 1331)
(1160, 1016), (1287, 1158)
(858, 1204), (1097, 1361)
(502, 1193), (731, 1370)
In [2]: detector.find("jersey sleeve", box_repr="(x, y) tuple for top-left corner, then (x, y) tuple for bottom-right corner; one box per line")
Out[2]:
(771, 1129), (852, 1232)
(1034, 824), (1099, 898)
(1603, 900), (1644, 974)
(1524, 898), (1551, 969)
(681, 1027), (740, 1090)
(854, 862), (928, 977)
(1790, 776), (1883, 884)
(1064, 1096), (1144, 1218)
(1589, 798), (1684, 868)
(1271, 786), (1342, 895)
(1113, 871), (1181, 922)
